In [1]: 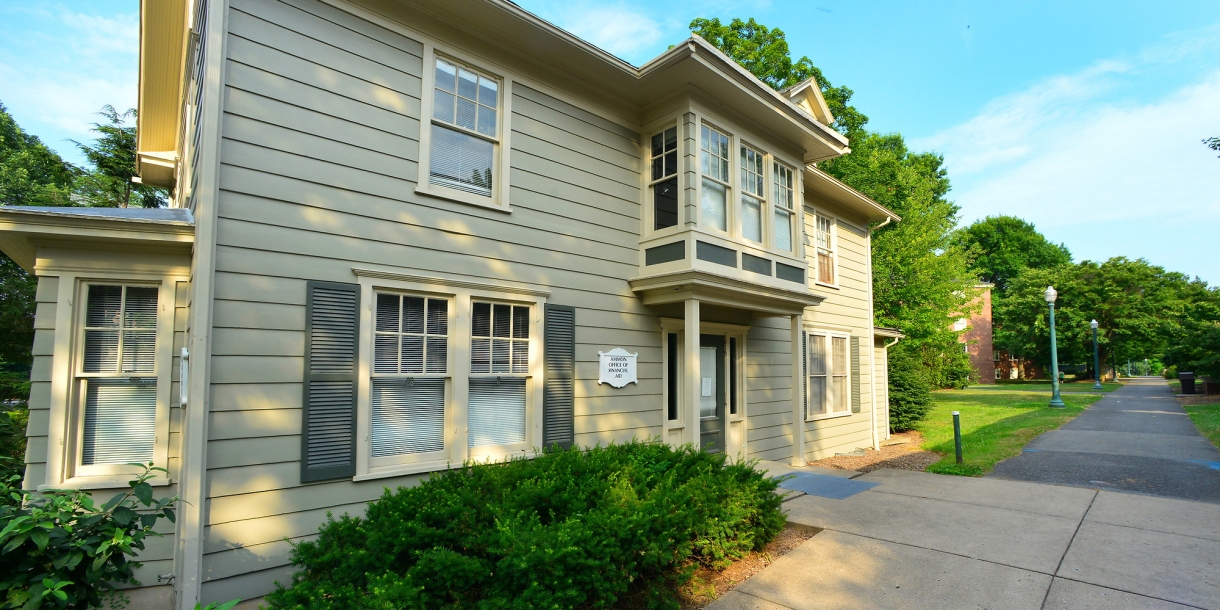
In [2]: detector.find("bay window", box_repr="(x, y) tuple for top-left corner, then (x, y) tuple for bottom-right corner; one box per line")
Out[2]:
(740, 145), (765, 243)
(773, 163), (795, 251)
(650, 127), (679, 230)
(701, 125), (730, 232)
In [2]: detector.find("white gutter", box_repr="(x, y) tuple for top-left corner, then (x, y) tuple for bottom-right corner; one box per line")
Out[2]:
(866, 219), (881, 448)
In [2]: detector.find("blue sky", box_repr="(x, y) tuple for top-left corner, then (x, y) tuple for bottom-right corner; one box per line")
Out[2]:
(1, 1), (1217, 282)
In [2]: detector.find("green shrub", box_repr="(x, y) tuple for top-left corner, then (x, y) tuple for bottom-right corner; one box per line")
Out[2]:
(266, 442), (784, 610)
(889, 349), (934, 432)
(0, 463), (177, 609)
(0, 403), (27, 479)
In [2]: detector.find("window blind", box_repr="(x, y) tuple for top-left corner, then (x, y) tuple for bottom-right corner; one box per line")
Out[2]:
(851, 337), (862, 413)
(468, 377), (526, 447)
(82, 378), (156, 465)
(430, 58), (498, 197)
(80, 284), (159, 466)
(808, 333), (827, 418)
(371, 377), (445, 456)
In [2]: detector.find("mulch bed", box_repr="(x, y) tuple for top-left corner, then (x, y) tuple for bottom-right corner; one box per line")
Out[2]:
(807, 431), (943, 474)
(675, 523), (820, 609)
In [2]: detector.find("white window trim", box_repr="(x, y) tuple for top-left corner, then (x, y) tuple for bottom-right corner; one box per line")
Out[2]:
(806, 328), (852, 422)
(698, 120), (734, 237)
(42, 272), (181, 490)
(658, 318), (749, 457)
(353, 274), (545, 481)
(415, 45), (514, 212)
(772, 161), (797, 253)
(808, 208), (840, 290)
(739, 141), (768, 247)
(644, 119), (682, 237)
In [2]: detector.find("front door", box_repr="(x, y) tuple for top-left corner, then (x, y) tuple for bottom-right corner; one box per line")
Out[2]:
(699, 334), (726, 453)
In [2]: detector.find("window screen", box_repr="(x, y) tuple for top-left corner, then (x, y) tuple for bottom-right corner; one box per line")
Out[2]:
(79, 284), (158, 465)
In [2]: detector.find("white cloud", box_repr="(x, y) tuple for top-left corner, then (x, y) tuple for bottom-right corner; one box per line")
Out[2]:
(562, 5), (664, 60)
(0, 4), (138, 160)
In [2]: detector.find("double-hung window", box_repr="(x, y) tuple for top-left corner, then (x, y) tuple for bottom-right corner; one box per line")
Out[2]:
(773, 163), (795, 251)
(700, 125), (730, 232)
(429, 58), (499, 199)
(469, 302), (530, 449)
(649, 127), (679, 230)
(76, 284), (158, 470)
(370, 293), (449, 462)
(807, 332), (849, 418)
(740, 145), (765, 243)
(815, 214), (835, 284)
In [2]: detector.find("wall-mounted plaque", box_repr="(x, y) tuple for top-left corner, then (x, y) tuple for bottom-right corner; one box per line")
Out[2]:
(598, 348), (638, 388)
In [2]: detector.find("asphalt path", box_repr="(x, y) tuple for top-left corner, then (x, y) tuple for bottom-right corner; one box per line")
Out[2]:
(989, 377), (1220, 503)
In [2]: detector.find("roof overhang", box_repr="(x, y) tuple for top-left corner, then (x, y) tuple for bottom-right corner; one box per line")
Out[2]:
(804, 165), (900, 224)
(384, 1), (851, 163)
(874, 327), (905, 340)
(136, 0), (189, 189)
(630, 269), (825, 317)
(0, 207), (195, 272)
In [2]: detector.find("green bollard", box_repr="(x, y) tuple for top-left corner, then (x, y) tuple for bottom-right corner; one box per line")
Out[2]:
(953, 411), (963, 465)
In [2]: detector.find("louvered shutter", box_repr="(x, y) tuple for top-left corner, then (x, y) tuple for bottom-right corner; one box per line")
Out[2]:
(851, 337), (862, 413)
(301, 281), (359, 483)
(543, 305), (575, 449)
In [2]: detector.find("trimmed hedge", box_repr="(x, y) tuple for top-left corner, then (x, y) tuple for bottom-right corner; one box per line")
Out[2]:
(266, 442), (784, 609)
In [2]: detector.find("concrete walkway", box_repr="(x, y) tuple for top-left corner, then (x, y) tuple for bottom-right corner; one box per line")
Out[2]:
(989, 377), (1220, 503)
(709, 469), (1220, 609)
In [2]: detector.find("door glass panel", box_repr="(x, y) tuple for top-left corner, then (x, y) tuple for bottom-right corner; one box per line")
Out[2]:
(699, 346), (717, 418)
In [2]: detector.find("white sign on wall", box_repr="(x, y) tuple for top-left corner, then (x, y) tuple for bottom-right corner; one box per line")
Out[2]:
(597, 348), (638, 388)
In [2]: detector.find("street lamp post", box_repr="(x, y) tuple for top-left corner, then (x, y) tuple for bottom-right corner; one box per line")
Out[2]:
(1091, 319), (1103, 390)
(1046, 286), (1066, 408)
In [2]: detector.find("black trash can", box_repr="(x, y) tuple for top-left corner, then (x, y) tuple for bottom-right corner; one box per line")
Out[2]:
(1180, 371), (1196, 395)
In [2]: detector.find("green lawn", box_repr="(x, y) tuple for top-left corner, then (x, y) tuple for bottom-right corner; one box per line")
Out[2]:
(1185, 402), (1220, 449)
(916, 388), (1103, 476)
(990, 380), (1123, 393)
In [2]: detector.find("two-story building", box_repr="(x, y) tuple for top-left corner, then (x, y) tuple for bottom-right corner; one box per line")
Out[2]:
(2, 0), (900, 606)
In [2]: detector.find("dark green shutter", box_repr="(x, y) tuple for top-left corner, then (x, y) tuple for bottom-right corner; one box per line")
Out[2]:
(850, 336), (862, 413)
(543, 305), (575, 449)
(301, 281), (359, 483)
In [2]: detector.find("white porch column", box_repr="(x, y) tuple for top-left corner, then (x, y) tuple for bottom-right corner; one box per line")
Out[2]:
(791, 312), (805, 466)
(685, 299), (700, 448)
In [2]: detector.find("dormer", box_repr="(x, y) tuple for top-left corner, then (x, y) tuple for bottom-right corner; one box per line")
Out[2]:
(783, 77), (836, 128)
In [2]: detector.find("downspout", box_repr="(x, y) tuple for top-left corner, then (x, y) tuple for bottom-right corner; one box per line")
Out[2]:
(865, 217), (891, 449)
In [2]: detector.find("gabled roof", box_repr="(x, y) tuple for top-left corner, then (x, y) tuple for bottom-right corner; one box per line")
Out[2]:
(782, 77), (836, 128)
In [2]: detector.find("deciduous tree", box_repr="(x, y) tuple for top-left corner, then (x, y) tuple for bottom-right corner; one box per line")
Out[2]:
(954, 216), (1072, 297)
(72, 105), (166, 208)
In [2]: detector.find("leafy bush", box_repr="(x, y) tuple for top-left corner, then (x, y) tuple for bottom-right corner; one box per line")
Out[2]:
(889, 348), (934, 432)
(0, 463), (177, 609)
(267, 442), (785, 610)
(0, 403), (27, 479)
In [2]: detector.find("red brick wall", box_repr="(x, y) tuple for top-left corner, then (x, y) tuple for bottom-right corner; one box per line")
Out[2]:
(958, 287), (996, 384)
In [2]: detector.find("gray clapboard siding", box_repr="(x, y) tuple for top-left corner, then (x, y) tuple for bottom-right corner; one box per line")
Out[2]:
(511, 94), (639, 157)
(259, 0), (424, 58)
(225, 88), (418, 157)
(202, 537), (297, 582)
(208, 461), (302, 497)
(228, 9), (419, 97)
(203, 501), (367, 554)
(510, 148), (640, 203)
(212, 328), (303, 357)
(226, 36), (417, 116)
(208, 436), (300, 469)
(210, 355), (302, 384)
(225, 62), (410, 135)
(200, 565), (297, 606)
(210, 383), (301, 412)
(232, 0), (421, 67)
(207, 474), (429, 525)
(216, 189), (638, 268)
(213, 300), (303, 331)
(512, 109), (639, 170)
(513, 83), (638, 144)
(511, 130), (638, 188)
(222, 114), (413, 178)
(210, 408), (300, 440)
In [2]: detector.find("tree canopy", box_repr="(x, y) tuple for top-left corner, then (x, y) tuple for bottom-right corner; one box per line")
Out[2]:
(954, 216), (1072, 297)
(691, 18), (975, 388)
(1206, 136), (1220, 158)
(0, 102), (77, 207)
(72, 105), (166, 208)
(689, 18), (868, 136)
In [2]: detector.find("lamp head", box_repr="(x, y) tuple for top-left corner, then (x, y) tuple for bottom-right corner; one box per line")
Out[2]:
(1044, 286), (1058, 303)
(1090, 319), (1098, 329)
